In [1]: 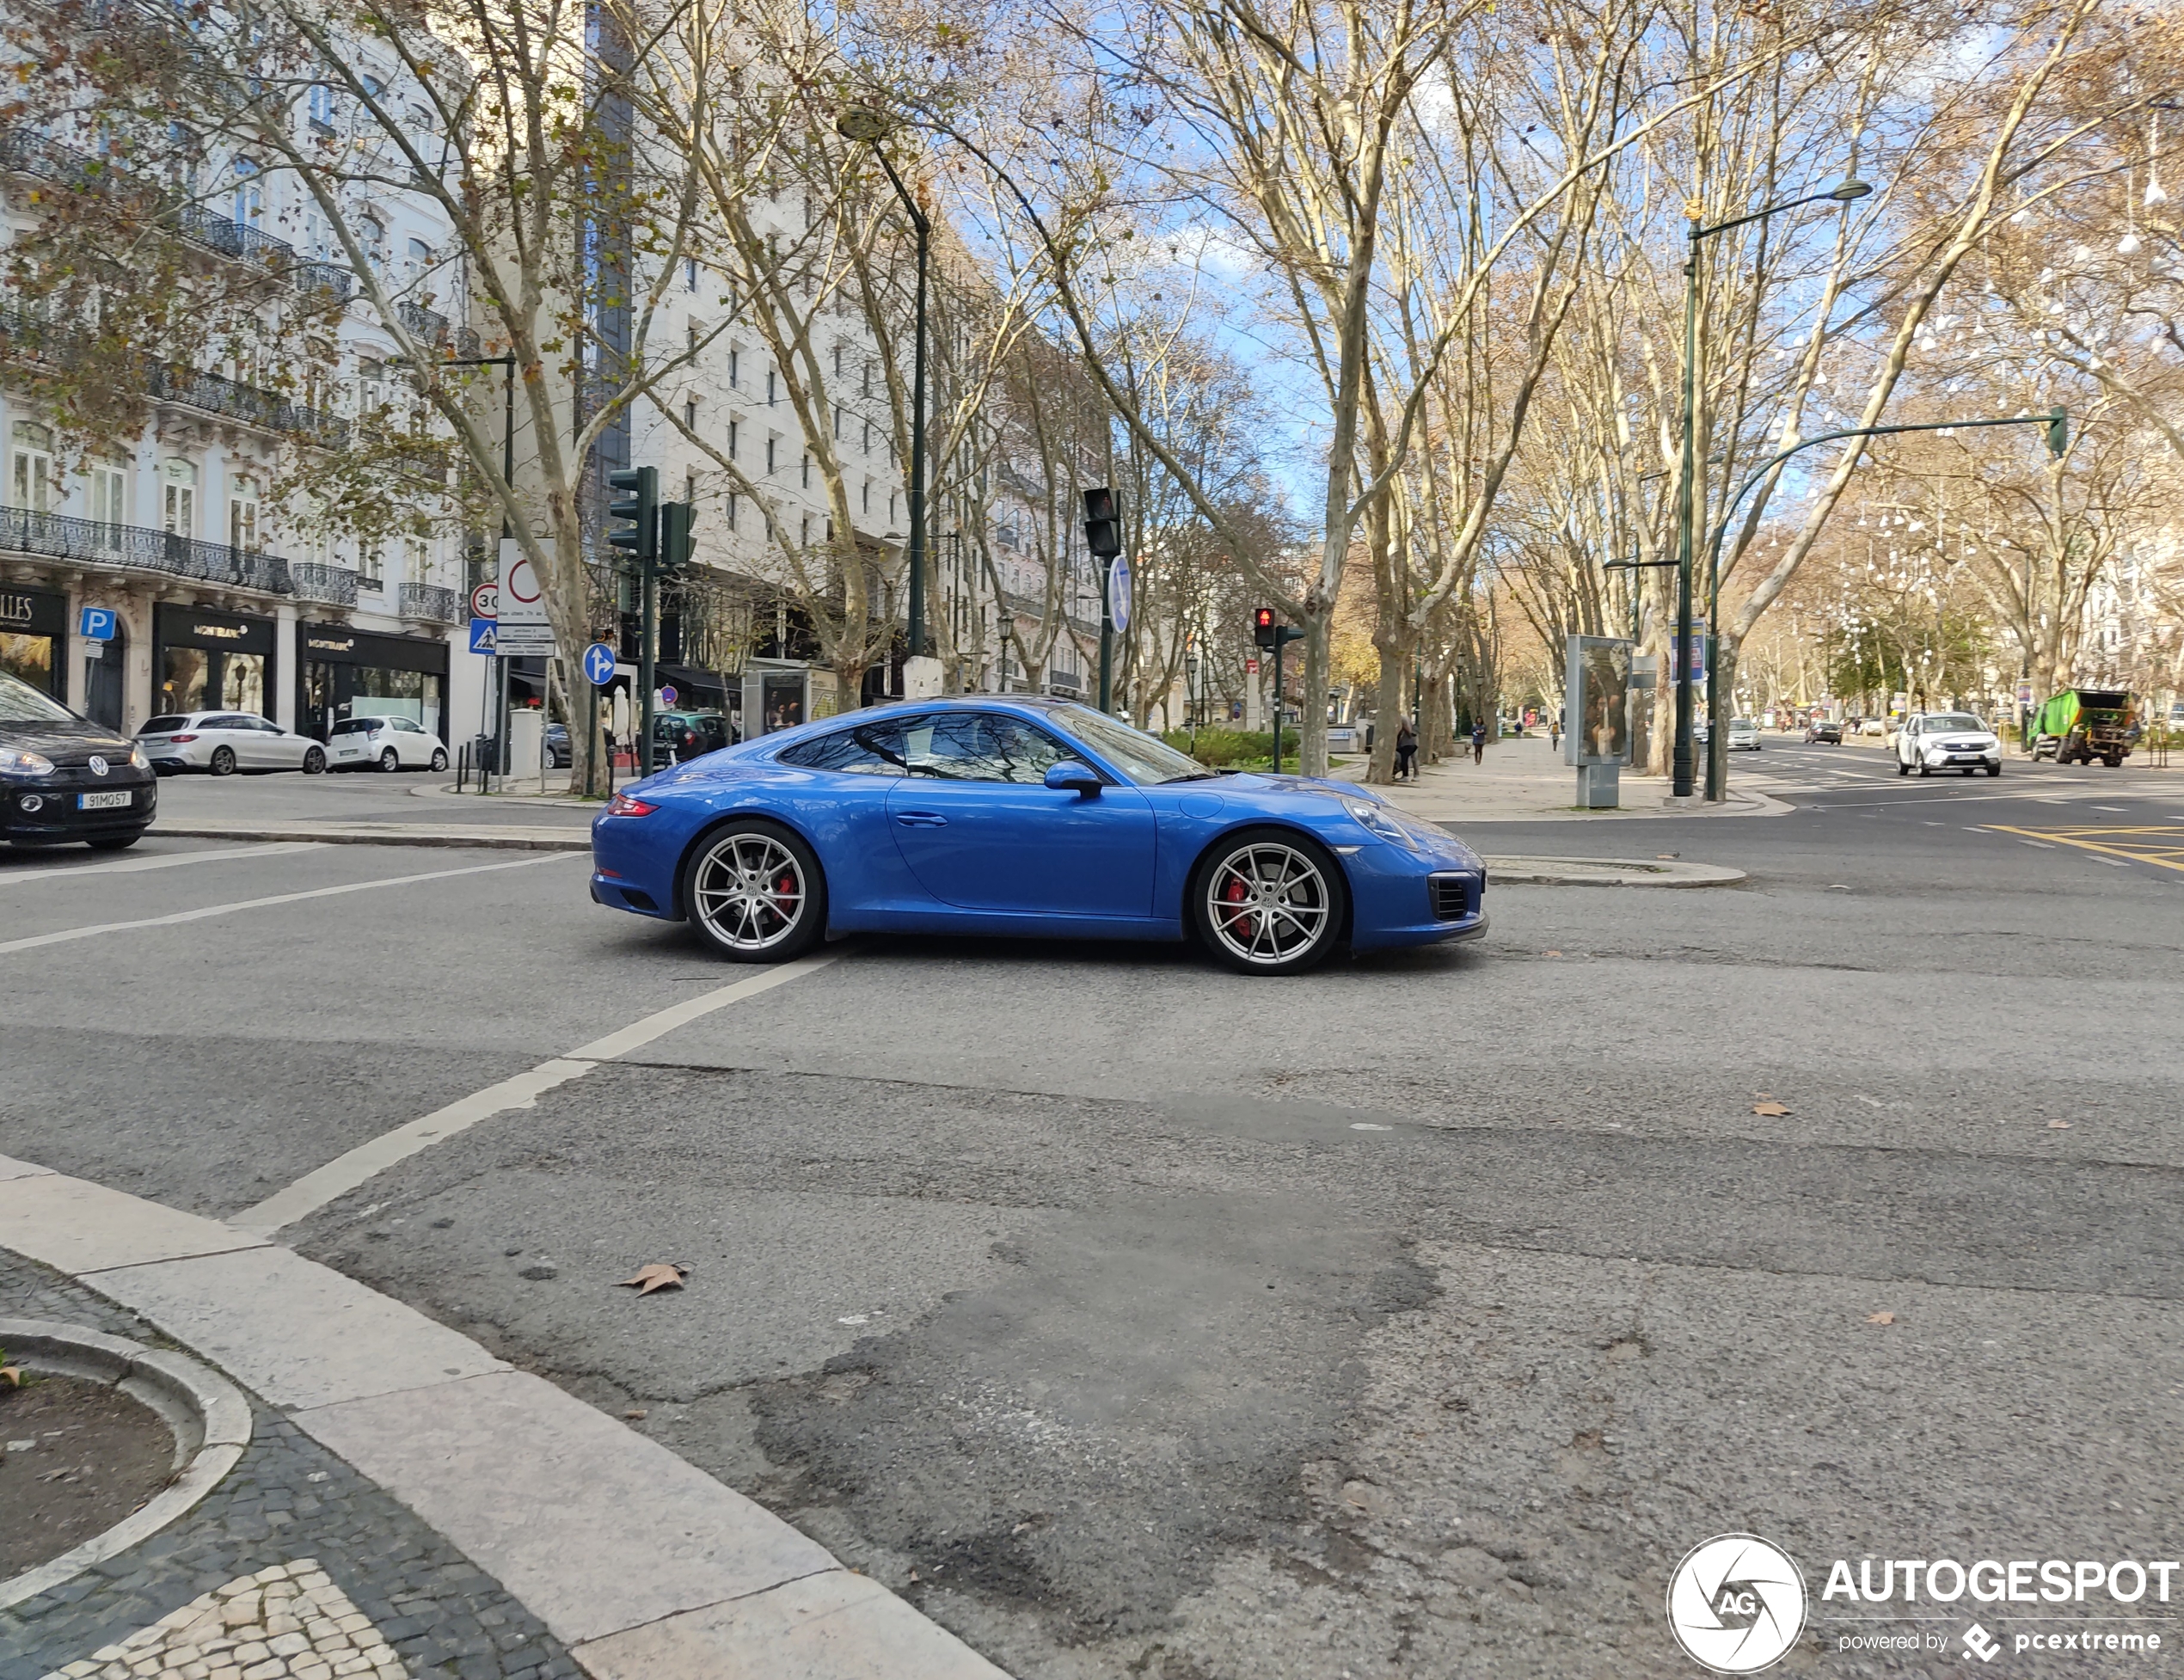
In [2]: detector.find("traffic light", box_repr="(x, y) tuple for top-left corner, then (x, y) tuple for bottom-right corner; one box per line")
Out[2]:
(656, 501), (693, 581)
(606, 465), (657, 564)
(1083, 487), (1121, 559)
(2044, 407), (2069, 460)
(1253, 606), (1277, 648)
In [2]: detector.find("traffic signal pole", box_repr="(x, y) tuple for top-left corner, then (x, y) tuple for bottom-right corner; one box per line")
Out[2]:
(639, 548), (657, 776)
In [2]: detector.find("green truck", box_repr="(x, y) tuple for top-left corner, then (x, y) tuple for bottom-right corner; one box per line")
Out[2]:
(2029, 688), (2138, 767)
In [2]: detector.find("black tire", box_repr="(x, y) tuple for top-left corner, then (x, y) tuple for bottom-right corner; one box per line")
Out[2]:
(1986, 763), (2002, 777)
(430, 747), (448, 772)
(681, 818), (827, 963)
(209, 745), (236, 777)
(303, 746), (327, 775)
(2104, 755), (2123, 769)
(1917, 762), (1932, 777)
(1190, 825), (1348, 976)
(1896, 757), (1911, 776)
(86, 831), (143, 851)
(378, 746), (400, 773)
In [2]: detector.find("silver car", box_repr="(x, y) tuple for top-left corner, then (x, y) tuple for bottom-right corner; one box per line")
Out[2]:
(137, 712), (327, 776)
(328, 714), (449, 773)
(1727, 717), (1762, 751)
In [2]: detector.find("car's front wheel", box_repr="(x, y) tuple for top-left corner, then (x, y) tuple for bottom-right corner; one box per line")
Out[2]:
(303, 746), (327, 775)
(683, 819), (827, 963)
(430, 747), (448, 772)
(1987, 763), (2002, 777)
(1192, 828), (1347, 976)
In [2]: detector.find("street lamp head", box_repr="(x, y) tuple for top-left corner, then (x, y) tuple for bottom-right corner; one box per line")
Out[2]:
(835, 106), (893, 144)
(1830, 176), (1874, 202)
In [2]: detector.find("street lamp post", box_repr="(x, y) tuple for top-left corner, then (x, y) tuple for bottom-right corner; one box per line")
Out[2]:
(837, 107), (929, 686)
(1674, 175), (1871, 800)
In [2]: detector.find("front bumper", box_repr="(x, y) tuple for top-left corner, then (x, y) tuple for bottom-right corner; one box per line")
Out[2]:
(2, 775), (157, 841)
(1344, 843), (1490, 951)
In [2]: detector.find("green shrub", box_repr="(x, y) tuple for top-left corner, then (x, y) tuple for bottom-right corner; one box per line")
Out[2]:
(1161, 727), (1300, 767)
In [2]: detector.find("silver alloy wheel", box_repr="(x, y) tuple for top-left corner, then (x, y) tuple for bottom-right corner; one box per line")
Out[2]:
(1204, 841), (1331, 966)
(691, 831), (808, 953)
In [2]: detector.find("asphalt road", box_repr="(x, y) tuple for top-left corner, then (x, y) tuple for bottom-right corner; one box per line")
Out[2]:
(5, 745), (2182, 1677)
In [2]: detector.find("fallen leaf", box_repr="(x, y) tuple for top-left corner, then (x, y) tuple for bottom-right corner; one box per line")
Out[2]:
(1543, 949), (1562, 958)
(623, 1408), (648, 1420)
(1752, 1101), (1791, 1117)
(0, 1367), (19, 1389)
(1656, 852), (1679, 860)
(1867, 1311), (1896, 1325)
(617, 1263), (689, 1296)
(2047, 1120), (2072, 1130)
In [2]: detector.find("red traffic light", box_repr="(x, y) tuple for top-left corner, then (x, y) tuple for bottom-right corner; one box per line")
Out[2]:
(1253, 606), (1279, 649)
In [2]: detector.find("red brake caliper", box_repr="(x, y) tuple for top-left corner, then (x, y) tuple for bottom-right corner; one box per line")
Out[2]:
(1223, 874), (1250, 934)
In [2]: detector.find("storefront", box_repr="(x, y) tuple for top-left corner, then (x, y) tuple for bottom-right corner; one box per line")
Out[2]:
(154, 604), (273, 719)
(0, 584), (67, 699)
(298, 622), (450, 742)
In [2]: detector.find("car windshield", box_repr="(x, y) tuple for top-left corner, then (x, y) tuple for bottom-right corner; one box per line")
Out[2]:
(331, 719), (382, 734)
(1055, 704), (1215, 784)
(0, 669), (77, 724)
(1925, 714), (1985, 732)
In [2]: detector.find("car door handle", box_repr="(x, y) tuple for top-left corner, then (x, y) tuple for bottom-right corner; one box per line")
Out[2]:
(895, 812), (948, 827)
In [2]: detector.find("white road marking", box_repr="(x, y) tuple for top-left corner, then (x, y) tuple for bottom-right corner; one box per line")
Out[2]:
(0, 853), (572, 954)
(0, 842), (323, 887)
(2094, 806), (2127, 812)
(232, 947), (844, 1236)
(2018, 839), (2056, 849)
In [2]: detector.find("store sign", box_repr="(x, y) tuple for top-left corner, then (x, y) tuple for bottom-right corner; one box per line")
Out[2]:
(305, 632), (359, 656)
(4, 590), (67, 636)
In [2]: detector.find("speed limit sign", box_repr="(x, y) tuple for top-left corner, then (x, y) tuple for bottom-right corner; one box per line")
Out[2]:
(470, 581), (499, 620)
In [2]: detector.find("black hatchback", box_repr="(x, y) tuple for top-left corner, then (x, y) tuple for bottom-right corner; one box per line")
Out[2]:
(1, 670), (158, 849)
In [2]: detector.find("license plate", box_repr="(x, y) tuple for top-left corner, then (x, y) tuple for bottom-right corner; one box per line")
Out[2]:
(78, 790), (132, 810)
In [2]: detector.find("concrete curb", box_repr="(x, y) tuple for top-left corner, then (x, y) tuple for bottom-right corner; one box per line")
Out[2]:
(154, 822), (589, 852)
(0, 1316), (253, 1612)
(0, 1154), (1010, 1680)
(1482, 854), (1746, 887)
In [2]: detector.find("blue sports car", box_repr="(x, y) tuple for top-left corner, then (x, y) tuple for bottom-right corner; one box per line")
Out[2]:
(589, 697), (1488, 975)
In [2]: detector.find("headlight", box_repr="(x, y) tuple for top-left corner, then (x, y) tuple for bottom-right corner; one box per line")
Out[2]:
(1345, 799), (1414, 846)
(0, 748), (56, 776)
(129, 745), (150, 770)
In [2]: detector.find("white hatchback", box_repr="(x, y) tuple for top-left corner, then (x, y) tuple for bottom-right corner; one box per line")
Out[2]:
(328, 715), (449, 773)
(137, 712), (326, 776)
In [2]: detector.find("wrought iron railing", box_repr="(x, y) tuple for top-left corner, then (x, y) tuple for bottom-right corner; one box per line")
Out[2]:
(291, 561), (360, 606)
(398, 301), (448, 345)
(0, 505), (337, 598)
(145, 363), (348, 445)
(397, 582), (458, 622)
(175, 203), (296, 268)
(291, 261), (355, 301)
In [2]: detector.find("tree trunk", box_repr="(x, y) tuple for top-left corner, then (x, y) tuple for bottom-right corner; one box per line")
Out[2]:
(1299, 610), (1331, 776)
(1369, 645), (1404, 783)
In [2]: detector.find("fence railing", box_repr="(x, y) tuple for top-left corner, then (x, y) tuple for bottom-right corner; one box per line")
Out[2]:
(0, 504), (350, 601)
(291, 561), (360, 606)
(398, 582), (458, 623)
(398, 301), (448, 345)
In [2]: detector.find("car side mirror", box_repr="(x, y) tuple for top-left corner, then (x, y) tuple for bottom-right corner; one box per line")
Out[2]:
(1044, 759), (1102, 794)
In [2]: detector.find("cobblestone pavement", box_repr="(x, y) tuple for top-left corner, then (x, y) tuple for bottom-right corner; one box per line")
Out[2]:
(49, 1560), (405, 1680)
(0, 1254), (582, 1680)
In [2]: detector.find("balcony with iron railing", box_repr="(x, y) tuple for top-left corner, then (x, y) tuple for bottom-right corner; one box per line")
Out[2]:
(398, 301), (449, 346)
(0, 504), (354, 603)
(397, 581), (458, 623)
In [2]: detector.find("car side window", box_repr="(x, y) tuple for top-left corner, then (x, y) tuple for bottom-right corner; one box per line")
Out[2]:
(895, 714), (1077, 783)
(776, 725), (905, 776)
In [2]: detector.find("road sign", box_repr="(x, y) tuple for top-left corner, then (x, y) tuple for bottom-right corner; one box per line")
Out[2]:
(468, 618), (498, 655)
(78, 606), (117, 641)
(470, 581), (499, 620)
(659, 684), (678, 708)
(494, 537), (555, 653)
(1246, 658), (1259, 674)
(1107, 555), (1133, 633)
(580, 642), (617, 687)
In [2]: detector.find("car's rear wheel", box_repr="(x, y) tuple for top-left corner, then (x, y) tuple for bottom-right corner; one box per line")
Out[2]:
(1192, 828), (1347, 976)
(303, 746), (327, 775)
(209, 746), (236, 777)
(684, 819), (826, 963)
(378, 747), (400, 773)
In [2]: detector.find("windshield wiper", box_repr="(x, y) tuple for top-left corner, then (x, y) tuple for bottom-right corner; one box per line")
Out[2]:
(1161, 769), (1223, 783)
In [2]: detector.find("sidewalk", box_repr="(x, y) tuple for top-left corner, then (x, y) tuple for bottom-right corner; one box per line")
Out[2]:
(1334, 733), (1790, 821)
(0, 1155), (1008, 1680)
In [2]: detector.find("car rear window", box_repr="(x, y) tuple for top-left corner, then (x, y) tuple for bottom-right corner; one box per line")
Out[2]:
(331, 719), (381, 734)
(140, 716), (190, 733)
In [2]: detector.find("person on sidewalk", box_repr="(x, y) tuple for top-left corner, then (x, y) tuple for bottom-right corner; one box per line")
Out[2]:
(1470, 720), (1488, 764)
(1395, 714), (1417, 781)
(1549, 716), (1562, 753)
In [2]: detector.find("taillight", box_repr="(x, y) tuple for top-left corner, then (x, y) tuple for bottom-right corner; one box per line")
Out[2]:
(604, 793), (657, 817)
(169, 733), (199, 743)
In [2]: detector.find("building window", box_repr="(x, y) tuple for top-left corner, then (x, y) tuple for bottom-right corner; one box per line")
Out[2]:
(800, 452), (809, 489)
(161, 459), (198, 537)
(728, 419), (739, 461)
(862, 419), (871, 454)
(357, 359), (385, 416)
(684, 469), (695, 506)
(90, 460), (129, 542)
(729, 347), (739, 388)
(405, 535), (428, 583)
(863, 360), (873, 397)
(685, 257), (698, 292)
(230, 157), (262, 229)
(832, 344), (842, 377)
(359, 543), (383, 588)
(687, 321), (700, 353)
(727, 492), (739, 531)
(800, 513), (809, 547)
(307, 84), (334, 130)
(833, 403), (843, 440)
(765, 436), (776, 475)
(407, 236), (432, 284)
(862, 479), (870, 514)
(229, 474), (261, 552)
(766, 369), (776, 407)
(684, 398), (696, 432)
(9, 422), (53, 513)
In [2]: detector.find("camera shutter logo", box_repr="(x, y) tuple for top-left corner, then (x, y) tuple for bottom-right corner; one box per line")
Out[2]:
(1666, 1534), (1807, 1673)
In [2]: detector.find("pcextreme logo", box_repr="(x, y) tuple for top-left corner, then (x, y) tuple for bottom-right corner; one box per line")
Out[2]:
(1666, 1534), (1808, 1674)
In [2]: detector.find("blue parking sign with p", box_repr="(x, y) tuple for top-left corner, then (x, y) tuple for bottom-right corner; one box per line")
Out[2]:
(78, 607), (117, 641)
(581, 642), (618, 687)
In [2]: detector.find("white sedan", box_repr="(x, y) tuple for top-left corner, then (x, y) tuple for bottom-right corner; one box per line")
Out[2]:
(1895, 711), (2002, 777)
(328, 714), (449, 773)
(137, 712), (327, 776)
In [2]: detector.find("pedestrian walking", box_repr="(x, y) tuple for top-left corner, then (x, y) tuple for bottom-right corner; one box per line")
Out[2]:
(1470, 720), (1488, 764)
(1395, 714), (1418, 781)
(1549, 715), (1562, 752)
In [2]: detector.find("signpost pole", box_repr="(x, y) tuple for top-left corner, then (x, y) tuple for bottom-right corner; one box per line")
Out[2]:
(1271, 635), (1284, 775)
(639, 546), (657, 777)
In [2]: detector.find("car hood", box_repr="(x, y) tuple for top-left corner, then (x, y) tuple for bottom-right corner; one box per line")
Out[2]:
(1214, 770), (1381, 802)
(5, 717), (139, 767)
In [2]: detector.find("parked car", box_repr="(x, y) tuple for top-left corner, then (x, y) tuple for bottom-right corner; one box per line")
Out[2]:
(3, 670), (157, 849)
(547, 722), (571, 769)
(138, 712), (327, 776)
(1804, 718), (1843, 744)
(328, 714), (448, 773)
(653, 710), (733, 763)
(1860, 718), (1887, 736)
(1727, 717), (1762, 751)
(1895, 711), (2002, 777)
(591, 697), (1488, 975)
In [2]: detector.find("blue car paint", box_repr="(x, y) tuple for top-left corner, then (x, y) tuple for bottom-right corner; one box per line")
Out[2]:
(589, 697), (1488, 953)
